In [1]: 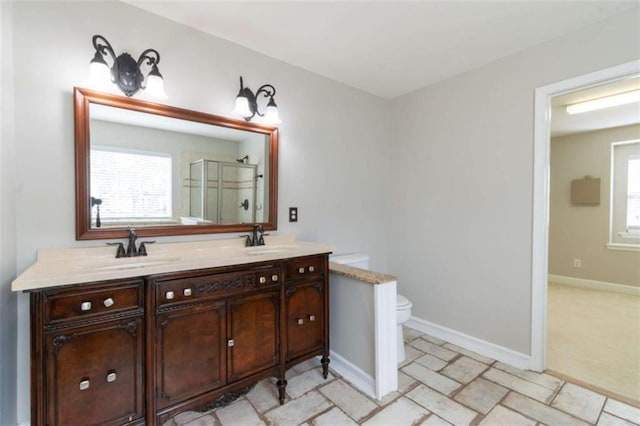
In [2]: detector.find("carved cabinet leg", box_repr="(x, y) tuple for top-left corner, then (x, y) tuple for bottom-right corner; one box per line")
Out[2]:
(321, 356), (330, 379)
(276, 379), (287, 405)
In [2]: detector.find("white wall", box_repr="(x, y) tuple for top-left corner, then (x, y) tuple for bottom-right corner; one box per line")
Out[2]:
(389, 9), (640, 355)
(0, 1), (18, 424)
(7, 2), (391, 423)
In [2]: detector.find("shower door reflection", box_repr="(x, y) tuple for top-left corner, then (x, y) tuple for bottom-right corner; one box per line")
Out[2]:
(189, 159), (257, 224)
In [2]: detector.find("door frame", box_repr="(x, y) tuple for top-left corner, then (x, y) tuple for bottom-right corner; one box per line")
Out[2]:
(530, 59), (640, 371)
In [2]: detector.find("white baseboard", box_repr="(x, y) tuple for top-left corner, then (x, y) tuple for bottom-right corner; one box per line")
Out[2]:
(548, 275), (640, 296)
(405, 316), (531, 370)
(329, 350), (376, 399)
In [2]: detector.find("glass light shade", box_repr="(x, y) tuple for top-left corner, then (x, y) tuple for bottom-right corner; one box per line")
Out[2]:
(233, 96), (252, 117)
(87, 60), (112, 90)
(145, 73), (168, 100)
(264, 105), (281, 124)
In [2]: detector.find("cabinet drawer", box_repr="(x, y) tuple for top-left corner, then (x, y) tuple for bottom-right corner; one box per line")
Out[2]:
(156, 267), (281, 307)
(285, 256), (325, 282)
(44, 280), (143, 325)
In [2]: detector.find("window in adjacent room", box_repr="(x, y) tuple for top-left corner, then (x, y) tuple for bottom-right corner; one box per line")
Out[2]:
(608, 140), (640, 250)
(90, 146), (173, 223)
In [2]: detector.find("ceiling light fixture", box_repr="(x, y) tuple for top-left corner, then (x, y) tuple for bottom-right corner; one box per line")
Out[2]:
(233, 76), (281, 124)
(566, 89), (640, 115)
(87, 34), (168, 99)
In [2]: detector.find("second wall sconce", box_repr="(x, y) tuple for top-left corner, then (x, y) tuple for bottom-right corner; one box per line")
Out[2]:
(88, 34), (168, 99)
(233, 76), (281, 124)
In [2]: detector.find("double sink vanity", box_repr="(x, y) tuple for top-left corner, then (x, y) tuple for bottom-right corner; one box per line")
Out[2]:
(13, 235), (334, 425)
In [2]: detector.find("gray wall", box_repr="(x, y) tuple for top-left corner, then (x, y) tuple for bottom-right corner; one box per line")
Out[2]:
(1, 1), (18, 424)
(550, 125), (640, 286)
(5, 2), (391, 423)
(389, 9), (639, 355)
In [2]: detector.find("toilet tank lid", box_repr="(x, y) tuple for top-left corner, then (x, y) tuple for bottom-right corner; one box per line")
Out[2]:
(330, 253), (370, 267)
(397, 294), (412, 308)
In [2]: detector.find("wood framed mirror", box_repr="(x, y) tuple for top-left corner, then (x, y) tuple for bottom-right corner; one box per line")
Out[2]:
(74, 87), (278, 240)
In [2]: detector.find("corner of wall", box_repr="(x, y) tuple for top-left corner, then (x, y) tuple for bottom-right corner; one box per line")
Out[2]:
(1, 0), (19, 424)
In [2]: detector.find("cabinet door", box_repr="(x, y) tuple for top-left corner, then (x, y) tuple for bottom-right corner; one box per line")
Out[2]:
(45, 317), (144, 426)
(156, 301), (226, 409)
(228, 291), (279, 381)
(286, 282), (324, 361)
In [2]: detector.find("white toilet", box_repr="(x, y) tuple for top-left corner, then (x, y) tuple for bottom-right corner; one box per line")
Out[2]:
(330, 253), (413, 363)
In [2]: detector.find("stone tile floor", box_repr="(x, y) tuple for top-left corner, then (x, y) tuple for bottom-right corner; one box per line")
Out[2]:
(166, 327), (640, 425)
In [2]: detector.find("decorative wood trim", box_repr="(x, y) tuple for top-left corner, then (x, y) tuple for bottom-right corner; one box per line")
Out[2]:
(195, 276), (255, 295)
(73, 87), (278, 240)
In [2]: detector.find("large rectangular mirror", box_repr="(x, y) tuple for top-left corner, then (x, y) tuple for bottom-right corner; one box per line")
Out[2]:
(74, 87), (278, 240)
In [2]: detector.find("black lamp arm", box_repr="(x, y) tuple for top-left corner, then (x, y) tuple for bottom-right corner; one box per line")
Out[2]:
(92, 34), (117, 63)
(137, 48), (161, 67)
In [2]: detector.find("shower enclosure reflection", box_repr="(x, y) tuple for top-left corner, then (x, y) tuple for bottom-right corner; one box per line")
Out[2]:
(187, 159), (261, 224)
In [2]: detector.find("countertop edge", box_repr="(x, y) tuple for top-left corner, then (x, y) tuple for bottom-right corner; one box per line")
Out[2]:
(328, 262), (397, 285)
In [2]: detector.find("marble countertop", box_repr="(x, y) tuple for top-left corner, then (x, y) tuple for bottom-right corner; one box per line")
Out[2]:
(329, 262), (397, 285)
(12, 234), (334, 292)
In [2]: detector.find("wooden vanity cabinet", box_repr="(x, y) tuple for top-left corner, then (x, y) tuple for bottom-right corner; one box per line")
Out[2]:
(284, 255), (330, 376)
(29, 253), (330, 426)
(149, 262), (283, 423)
(30, 279), (145, 426)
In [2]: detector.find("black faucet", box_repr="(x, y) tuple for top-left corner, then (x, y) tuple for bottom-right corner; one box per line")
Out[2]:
(107, 228), (155, 258)
(242, 224), (266, 247)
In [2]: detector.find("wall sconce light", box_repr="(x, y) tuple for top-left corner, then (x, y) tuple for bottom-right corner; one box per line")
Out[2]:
(232, 76), (281, 124)
(87, 34), (168, 99)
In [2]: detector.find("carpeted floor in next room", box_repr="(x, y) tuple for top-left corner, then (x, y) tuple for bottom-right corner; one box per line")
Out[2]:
(166, 326), (640, 425)
(547, 282), (640, 407)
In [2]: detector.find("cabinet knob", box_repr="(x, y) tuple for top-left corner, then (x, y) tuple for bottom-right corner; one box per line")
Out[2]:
(80, 301), (92, 311)
(228, 339), (235, 347)
(183, 288), (192, 297)
(271, 274), (278, 282)
(103, 298), (114, 307)
(259, 276), (267, 284)
(296, 318), (304, 325)
(309, 266), (315, 272)
(106, 371), (117, 383)
(298, 267), (305, 274)
(166, 291), (174, 300)
(79, 379), (90, 391)
(309, 315), (316, 322)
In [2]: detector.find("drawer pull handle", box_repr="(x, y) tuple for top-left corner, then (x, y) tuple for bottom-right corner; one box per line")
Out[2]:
(296, 318), (304, 325)
(166, 291), (174, 300)
(80, 301), (92, 311)
(183, 288), (192, 297)
(309, 266), (315, 272)
(106, 371), (117, 383)
(271, 274), (278, 282)
(259, 276), (267, 284)
(228, 339), (235, 347)
(103, 298), (114, 308)
(79, 379), (90, 391)
(298, 267), (305, 274)
(309, 315), (316, 322)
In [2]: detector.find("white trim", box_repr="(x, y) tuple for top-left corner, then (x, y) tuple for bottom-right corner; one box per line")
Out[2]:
(406, 316), (531, 370)
(549, 274), (640, 296)
(328, 351), (376, 399)
(606, 242), (640, 252)
(373, 282), (398, 399)
(532, 60), (640, 372)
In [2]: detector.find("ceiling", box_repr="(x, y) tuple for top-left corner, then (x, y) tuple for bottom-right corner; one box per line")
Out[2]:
(124, 1), (639, 135)
(125, 1), (637, 99)
(551, 77), (640, 137)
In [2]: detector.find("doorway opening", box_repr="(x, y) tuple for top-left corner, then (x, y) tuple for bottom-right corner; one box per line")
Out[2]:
(530, 61), (640, 400)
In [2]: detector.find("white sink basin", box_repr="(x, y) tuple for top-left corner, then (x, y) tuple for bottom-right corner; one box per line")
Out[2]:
(245, 246), (295, 256)
(93, 257), (182, 271)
